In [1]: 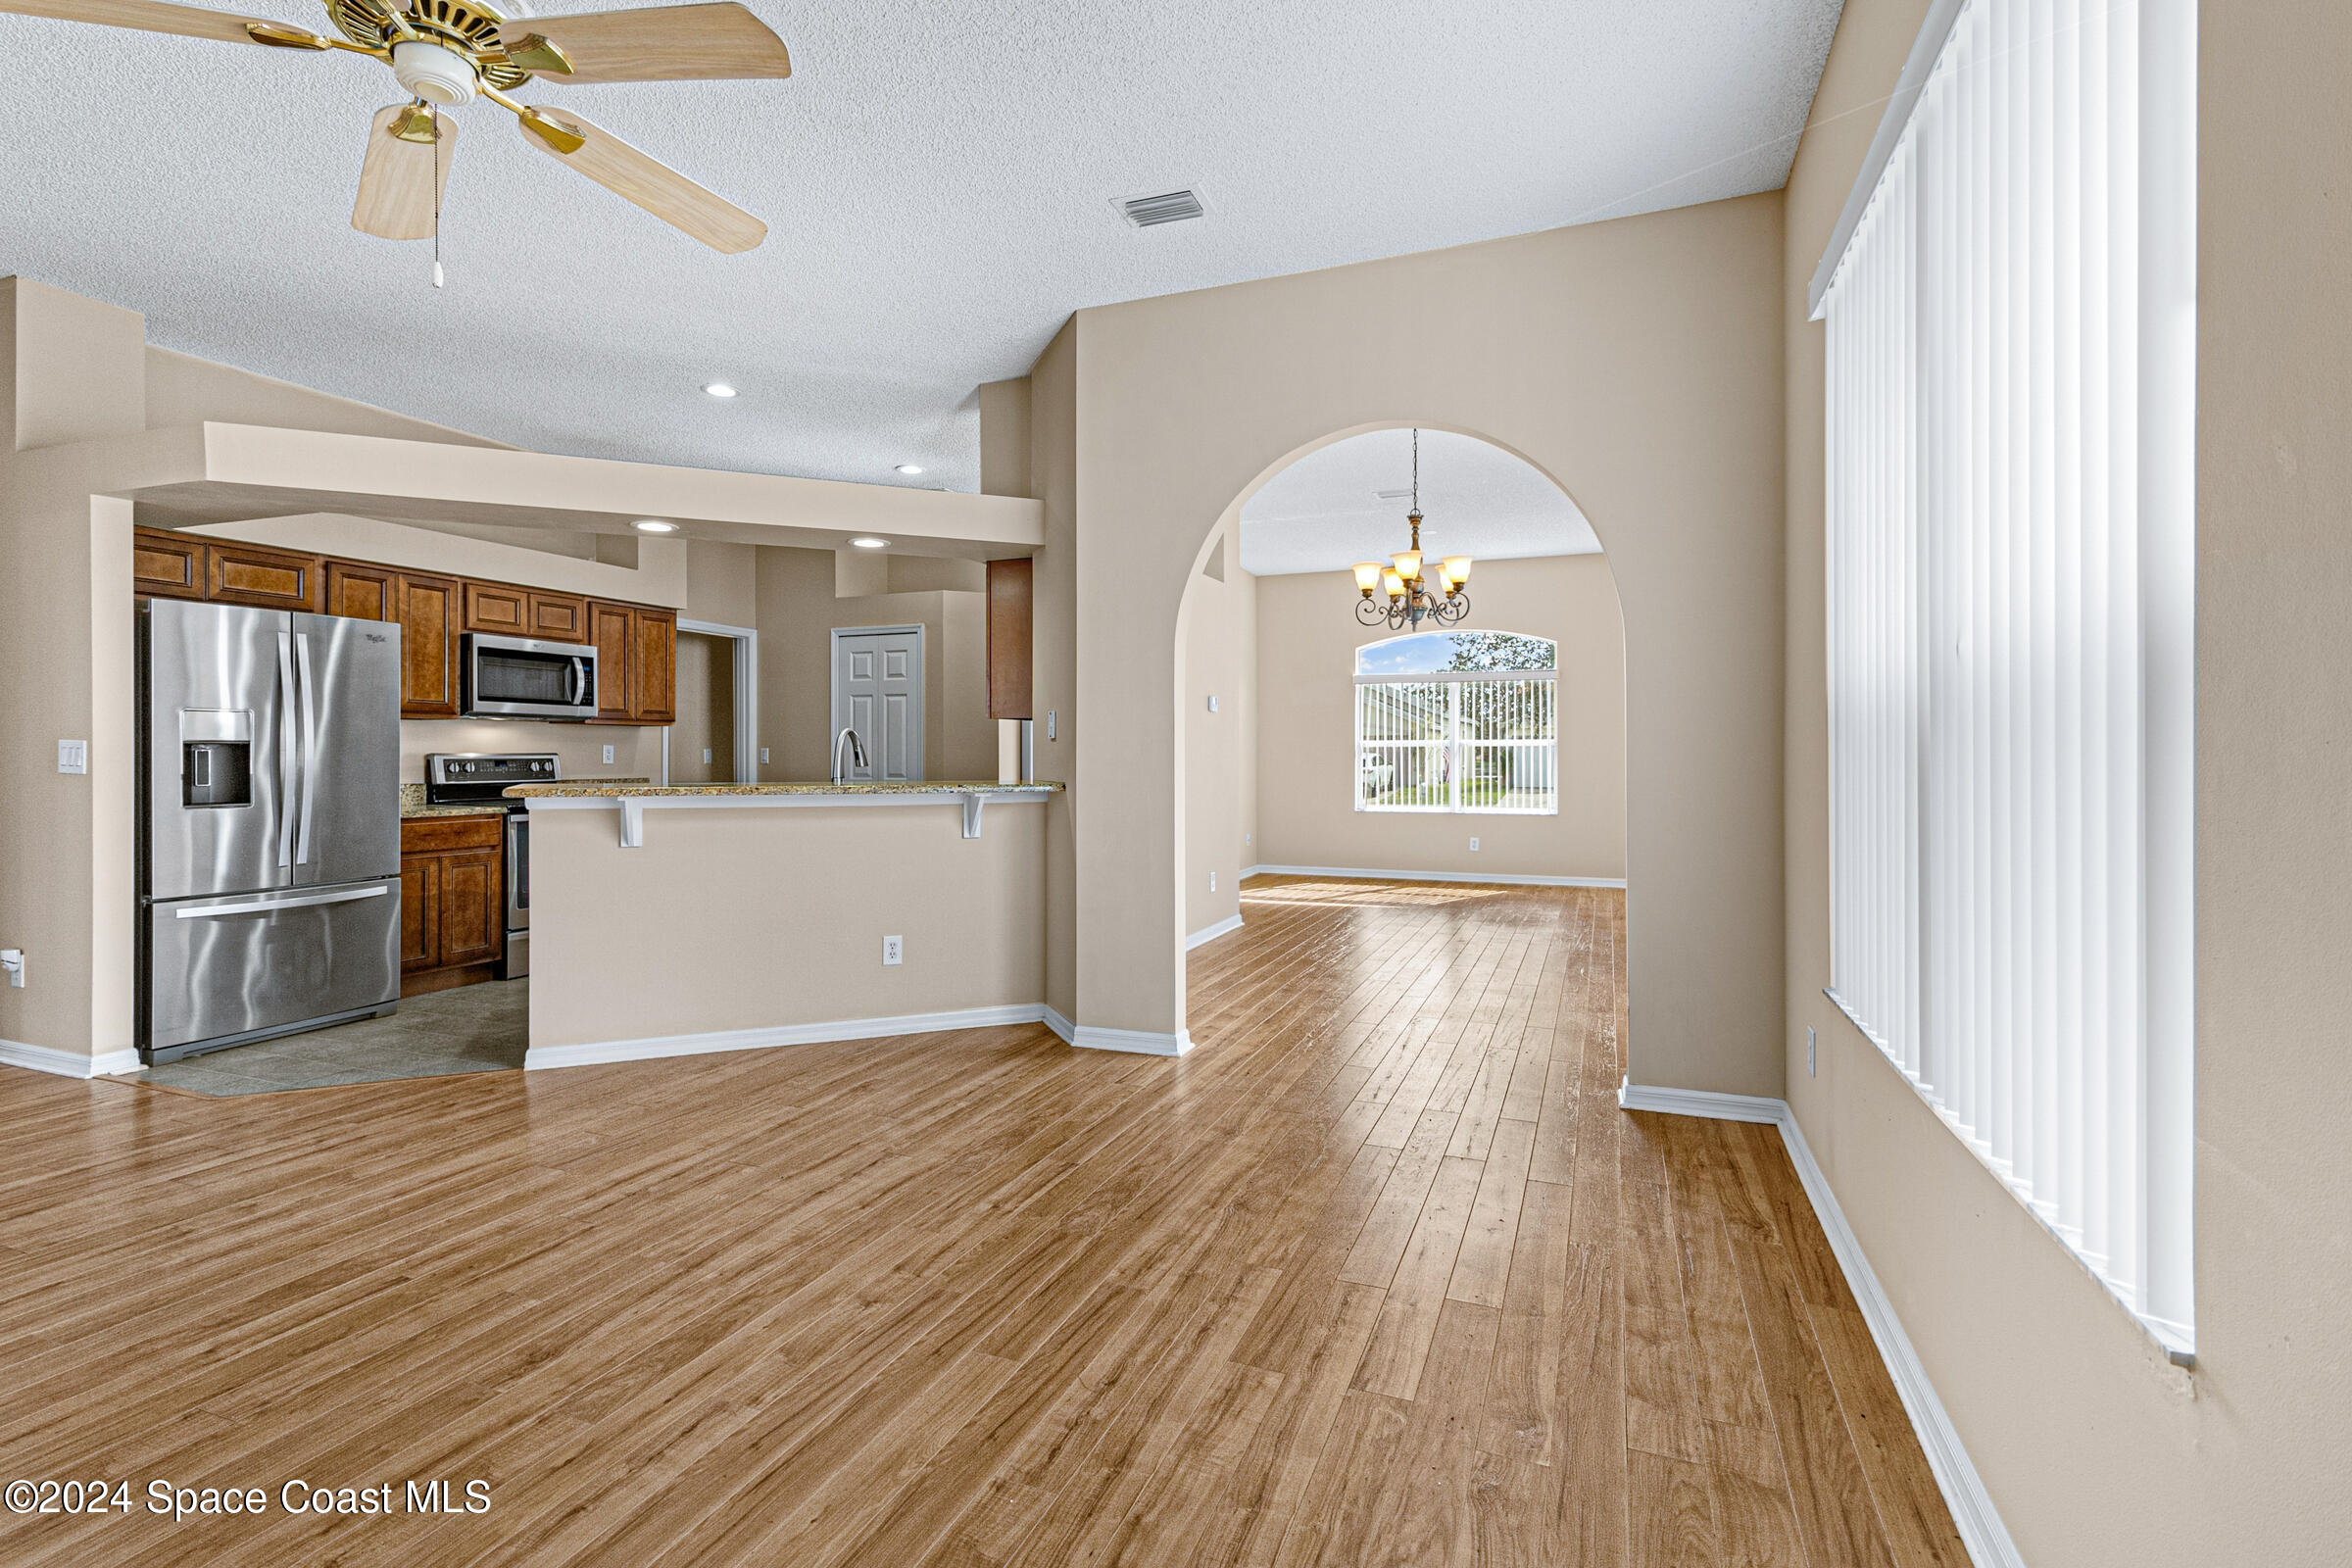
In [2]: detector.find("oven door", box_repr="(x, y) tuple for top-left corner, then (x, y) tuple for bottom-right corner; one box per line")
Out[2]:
(462, 634), (597, 719)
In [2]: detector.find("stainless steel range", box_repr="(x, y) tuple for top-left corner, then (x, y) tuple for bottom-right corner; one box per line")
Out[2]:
(423, 753), (557, 980)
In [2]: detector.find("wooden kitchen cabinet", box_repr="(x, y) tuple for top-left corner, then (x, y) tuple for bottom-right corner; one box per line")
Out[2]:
(207, 539), (323, 612)
(325, 559), (396, 621)
(132, 527), (208, 601)
(526, 591), (589, 642)
(587, 600), (676, 723)
(463, 579), (531, 636)
(395, 571), (462, 718)
(588, 600), (636, 720)
(633, 609), (676, 724)
(986, 558), (1034, 719)
(400, 815), (504, 996)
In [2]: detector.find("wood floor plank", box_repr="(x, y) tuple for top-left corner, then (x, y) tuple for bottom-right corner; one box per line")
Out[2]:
(0, 881), (1965, 1568)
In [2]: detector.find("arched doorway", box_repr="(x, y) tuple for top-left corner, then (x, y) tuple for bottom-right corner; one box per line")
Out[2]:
(1171, 425), (1628, 1048)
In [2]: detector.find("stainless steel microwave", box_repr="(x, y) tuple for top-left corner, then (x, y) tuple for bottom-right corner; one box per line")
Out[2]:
(459, 633), (598, 720)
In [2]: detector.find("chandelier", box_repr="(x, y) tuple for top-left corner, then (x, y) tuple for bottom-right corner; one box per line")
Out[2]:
(1351, 429), (1472, 628)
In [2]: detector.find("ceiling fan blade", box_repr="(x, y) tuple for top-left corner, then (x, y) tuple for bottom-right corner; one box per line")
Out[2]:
(0, 0), (310, 43)
(501, 3), (788, 83)
(518, 107), (765, 254)
(352, 104), (457, 241)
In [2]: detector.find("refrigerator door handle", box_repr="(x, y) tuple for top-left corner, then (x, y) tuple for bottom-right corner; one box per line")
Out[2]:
(294, 630), (318, 865)
(275, 631), (297, 869)
(175, 884), (389, 919)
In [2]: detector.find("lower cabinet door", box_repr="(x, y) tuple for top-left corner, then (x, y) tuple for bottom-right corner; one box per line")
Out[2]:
(401, 856), (440, 973)
(437, 848), (504, 968)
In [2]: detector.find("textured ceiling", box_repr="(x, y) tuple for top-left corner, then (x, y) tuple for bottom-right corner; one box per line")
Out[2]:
(0, 0), (1842, 493)
(1240, 428), (1598, 577)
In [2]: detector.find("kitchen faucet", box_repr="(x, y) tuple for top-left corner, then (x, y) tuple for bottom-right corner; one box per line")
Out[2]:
(832, 727), (869, 784)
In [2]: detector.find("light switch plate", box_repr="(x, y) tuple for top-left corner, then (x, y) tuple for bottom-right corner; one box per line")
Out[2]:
(1206, 695), (1218, 712)
(702, 749), (712, 764)
(1808, 1026), (1817, 1076)
(57, 740), (86, 775)
(882, 935), (904, 966)
(1047, 710), (1057, 740)
(1208, 871), (1216, 892)
(602, 745), (614, 764)
(760, 748), (770, 764)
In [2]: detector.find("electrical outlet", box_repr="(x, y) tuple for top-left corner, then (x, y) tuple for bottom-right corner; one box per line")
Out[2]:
(602, 744), (615, 764)
(1208, 871), (1216, 893)
(1206, 695), (1218, 713)
(760, 747), (770, 764)
(1047, 710), (1057, 740)
(0, 950), (22, 989)
(1245, 832), (1252, 847)
(1808, 1026), (1817, 1077)
(1468, 837), (1480, 852)
(882, 934), (903, 966)
(56, 740), (86, 775)
(702, 748), (713, 764)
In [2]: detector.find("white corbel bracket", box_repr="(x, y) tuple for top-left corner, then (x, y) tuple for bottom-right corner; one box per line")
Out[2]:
(961, 792), (984, 838)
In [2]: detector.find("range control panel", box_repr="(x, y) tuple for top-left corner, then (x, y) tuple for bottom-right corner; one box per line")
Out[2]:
(424, 752), (561, 808)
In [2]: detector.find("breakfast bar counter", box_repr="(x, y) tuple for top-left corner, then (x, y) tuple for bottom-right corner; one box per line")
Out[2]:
(504, 781), (1062, 1068)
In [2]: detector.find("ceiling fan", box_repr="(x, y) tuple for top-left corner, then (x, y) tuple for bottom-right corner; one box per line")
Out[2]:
(1, 0), (789, 253)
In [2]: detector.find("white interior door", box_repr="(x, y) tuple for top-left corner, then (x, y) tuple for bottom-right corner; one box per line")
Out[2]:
(830, 625), (924, 782)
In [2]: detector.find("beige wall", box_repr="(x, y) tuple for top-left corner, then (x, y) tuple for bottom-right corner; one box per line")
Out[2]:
(1778, 3), (2352, 1564)
(1180, 521), (1253, 939)
(1253, 554), (1625, 883)
(1061, 196), (1786, 1085)
(751, 545), (997, 784)
(527, 801), (1046, 1048)
(668, 631), (736, 784)
(1027, 326), (1079, 1022)
(684, 538), (758, 628)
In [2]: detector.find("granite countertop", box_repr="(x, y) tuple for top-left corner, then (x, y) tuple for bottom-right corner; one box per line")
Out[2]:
(502, 780), (1066, 800)
(402, 779), (652, 817)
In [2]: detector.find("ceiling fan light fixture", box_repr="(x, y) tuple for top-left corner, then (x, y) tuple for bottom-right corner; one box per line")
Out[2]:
(391, 38), (479, 105)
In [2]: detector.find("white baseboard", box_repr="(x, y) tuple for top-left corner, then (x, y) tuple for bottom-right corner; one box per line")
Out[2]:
(1071, 1024), (1193, 1056)
(1617, 1080), (2025, 1568)
(0, 1040), (142, 1079)
(1242, 863), (1627, 890)
(1185, 913), (1245, 951)
(525, 1004), (1051, 1071)
(1617, 1076), (1785, 1124)
(1042, 1005), (1075, 1045)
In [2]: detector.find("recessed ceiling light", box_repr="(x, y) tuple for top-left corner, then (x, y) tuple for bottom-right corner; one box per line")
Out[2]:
(895, 464), (924, 475)
(849, 537), (889, 550)
(702, 382), (737, 398)
(632, 519), (679, 533)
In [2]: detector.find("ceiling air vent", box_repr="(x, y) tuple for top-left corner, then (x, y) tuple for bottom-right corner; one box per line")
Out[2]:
(1118, 188), (1206, 228)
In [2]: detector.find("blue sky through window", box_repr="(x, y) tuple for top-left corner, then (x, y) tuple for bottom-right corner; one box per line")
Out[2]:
(1356, 630), (1556, 677)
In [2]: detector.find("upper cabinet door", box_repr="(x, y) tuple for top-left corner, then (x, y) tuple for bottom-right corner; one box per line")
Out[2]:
(325, 560), (396, 621)
(133, 527), (208, 601)
(987, 558), (1035, 719)
(588, 601), (636, 721)
(208, 540), (322, 612)
(526, 591), (589, 643)
(463, 580), (531, 636)
(395, 572), (462, 718)
(633, 610), (676, 724)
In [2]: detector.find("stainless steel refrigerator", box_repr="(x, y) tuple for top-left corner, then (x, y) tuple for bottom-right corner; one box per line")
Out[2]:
(138, 599), (404, 1063)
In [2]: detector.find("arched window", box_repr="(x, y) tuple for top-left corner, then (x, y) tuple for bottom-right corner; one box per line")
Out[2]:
(1354, 632), (1557, 814)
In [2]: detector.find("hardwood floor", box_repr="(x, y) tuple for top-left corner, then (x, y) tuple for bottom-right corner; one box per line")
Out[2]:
(0, 877), (1967, 1567)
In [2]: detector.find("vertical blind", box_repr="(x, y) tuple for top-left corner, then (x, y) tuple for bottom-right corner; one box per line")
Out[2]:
(1818, 0), (2196, 1353)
